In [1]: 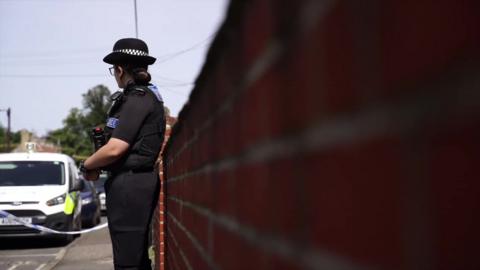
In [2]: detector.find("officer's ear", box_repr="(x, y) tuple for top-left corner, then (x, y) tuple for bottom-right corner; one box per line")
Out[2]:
(116, 66), (124, 78)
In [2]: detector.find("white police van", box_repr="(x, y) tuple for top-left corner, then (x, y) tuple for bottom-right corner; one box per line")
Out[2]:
(0, 145), (83, 242)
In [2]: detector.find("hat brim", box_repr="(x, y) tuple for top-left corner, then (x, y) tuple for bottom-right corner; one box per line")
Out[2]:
(103, 52), (156, 66)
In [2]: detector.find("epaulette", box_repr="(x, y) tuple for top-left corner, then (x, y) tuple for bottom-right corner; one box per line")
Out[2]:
(110, 91), (124, 101)
(126, 86), (147, 96)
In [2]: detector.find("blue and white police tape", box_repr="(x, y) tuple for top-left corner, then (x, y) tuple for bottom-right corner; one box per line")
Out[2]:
(0, 209), (108, 235)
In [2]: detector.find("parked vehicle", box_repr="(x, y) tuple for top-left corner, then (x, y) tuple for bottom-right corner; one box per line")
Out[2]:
(0, 149), (83, 243)
(94, 173), (107, 214)
(80, 179), (101, 228)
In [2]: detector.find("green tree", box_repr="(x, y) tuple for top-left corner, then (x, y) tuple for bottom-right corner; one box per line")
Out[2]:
(82, 85), (112, 128)
(48, 108), (89, 158)
(47, 85), (112, 161)
(0, 124), (21, 152)
(0, 125), (4, 144)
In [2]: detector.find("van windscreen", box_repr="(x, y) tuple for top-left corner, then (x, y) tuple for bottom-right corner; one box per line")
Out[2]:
(0, 161), (65, 186)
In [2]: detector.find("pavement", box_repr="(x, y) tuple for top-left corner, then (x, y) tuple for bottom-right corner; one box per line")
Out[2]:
(51, 217), (113, 270)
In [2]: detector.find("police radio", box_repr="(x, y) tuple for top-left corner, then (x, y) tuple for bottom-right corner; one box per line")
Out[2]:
(90, 127), (106, 151)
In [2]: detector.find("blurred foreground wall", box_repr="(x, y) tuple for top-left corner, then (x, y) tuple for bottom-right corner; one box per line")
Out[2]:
(159, 0), (480, 269)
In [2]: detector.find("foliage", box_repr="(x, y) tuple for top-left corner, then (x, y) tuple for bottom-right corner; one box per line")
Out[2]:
(82, 85), (112, 127)
(47, 85), (112, 161)
(0, 124), (21, 152)
(0, 125), (21, 143)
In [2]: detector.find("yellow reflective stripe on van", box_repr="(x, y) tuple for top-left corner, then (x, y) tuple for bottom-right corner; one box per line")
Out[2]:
(64, 192), (76, 215)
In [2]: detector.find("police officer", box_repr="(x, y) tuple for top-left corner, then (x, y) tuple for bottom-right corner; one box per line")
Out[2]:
(82, 38), (165, 270)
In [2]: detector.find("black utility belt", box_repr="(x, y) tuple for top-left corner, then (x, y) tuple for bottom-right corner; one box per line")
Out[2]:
(109, 167), (155, 175)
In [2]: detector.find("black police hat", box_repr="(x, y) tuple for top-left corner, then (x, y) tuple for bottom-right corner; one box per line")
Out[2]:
(103, 38), (156, 66)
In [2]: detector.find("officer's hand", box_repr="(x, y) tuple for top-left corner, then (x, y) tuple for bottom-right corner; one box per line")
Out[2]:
(83, 169), (100, 181)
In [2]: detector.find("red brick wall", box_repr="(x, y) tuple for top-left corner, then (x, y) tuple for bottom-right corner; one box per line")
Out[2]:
(154, 115), (177, 270)
(160, 0), (480, 269)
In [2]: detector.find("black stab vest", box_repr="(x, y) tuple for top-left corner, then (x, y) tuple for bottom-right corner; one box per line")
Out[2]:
(104, 84), (166, 173)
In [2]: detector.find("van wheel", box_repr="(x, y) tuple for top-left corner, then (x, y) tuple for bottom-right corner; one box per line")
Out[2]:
(55, 222), (74, 245)
(94, 210), (101, 226)
(74, 217), (82, 238)
(58, 216), (78, 244)
(96, 215), (101, 225)
(59, 233), (74, 245)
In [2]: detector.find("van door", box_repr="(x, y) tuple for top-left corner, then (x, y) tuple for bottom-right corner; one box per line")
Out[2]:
(66, 162), (81, 221)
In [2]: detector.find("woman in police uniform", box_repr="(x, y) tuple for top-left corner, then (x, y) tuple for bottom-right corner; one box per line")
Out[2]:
(82, 38), (165, 270)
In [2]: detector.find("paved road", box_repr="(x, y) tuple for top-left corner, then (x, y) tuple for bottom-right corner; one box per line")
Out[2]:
(0, 235), (70, 270)
(0, 217), (112, 270)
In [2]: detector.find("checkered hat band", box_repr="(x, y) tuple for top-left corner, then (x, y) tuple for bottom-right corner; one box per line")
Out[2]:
(114, 49), (148, 56)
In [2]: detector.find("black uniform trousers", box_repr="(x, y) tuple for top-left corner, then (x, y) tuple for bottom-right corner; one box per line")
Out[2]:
(105, 170), (160, 270)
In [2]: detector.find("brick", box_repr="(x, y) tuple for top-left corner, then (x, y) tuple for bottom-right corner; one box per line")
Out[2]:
(212, 66), (235, 110)
(314, 1), (360, 114)
(212, 109), (236, 159)
(240, 0), (274, 68)
(267, 158), (306, 238)
(379, 0), (480, 91)
(212, 226), (267, 270)
(249, 68), (291, 140)
(212, 169), (237, 217)
(167, 214), (211, 270)
(170, 199), (212, 252)
(270, 0), (302, 38)
(226, 158), (308, 240)
(238, 69), (278, 145)
(423, 121), (480, 269)
(212, 225), (302, 270)
(166, 228), (191, 270)
(223, 46), (245, 85)
(231, 163), (275, 232)
(274, 30), (325, 131)
(302, 136), (405, 268)
(190, 172), (215, 209)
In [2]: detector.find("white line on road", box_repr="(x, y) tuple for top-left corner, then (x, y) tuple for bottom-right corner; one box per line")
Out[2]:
(35, 263), (46, 270)
(0, 247), (67, 270)
(55, 248), (66, 260)
(7, 263), (21, 270)
(40, 247), (68, 270)
(0, 254), (57, 258)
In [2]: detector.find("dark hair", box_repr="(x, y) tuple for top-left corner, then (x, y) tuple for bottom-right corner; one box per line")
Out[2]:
(120, 65), (152, 85)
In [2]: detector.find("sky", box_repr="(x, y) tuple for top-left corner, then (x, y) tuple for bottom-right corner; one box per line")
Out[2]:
(0, 0), (228, 136)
